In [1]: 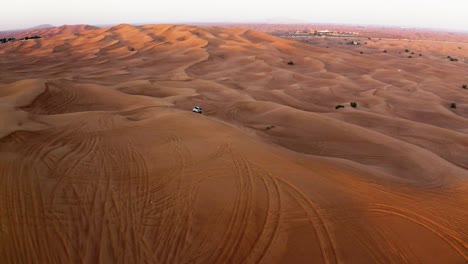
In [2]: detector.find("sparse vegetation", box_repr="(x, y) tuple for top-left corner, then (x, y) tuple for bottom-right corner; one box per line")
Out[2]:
(350, 102), (357, 108)
(0, 38), (17, 43)
(287, 61), (295, 65)
(335, 105), (345, 109)
(449, 58), (458, 62)
(462, 84), (467, 89)
(383, 50), (387, 53)
(360, 51), (364, 54)
(405, 49), (410, 53)
(266, 125), (275, 130)
(408, 56), (413, 58)
(23, 36), (41, 40)
(419, 54), (422, 56)
(0, 36), (41, 44)
(450, 103), (457, 109)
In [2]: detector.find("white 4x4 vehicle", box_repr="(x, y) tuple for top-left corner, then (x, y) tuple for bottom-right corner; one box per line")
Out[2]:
(192, 106), (202, 114)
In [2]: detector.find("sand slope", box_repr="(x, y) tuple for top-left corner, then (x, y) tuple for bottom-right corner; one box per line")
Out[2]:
(0, 24), (467, 263)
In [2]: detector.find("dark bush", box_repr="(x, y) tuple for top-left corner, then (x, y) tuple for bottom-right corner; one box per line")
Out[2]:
(405, 49), (410, 52)
(450, 58), (458, 62)
(350, 102), (357, 108)
(450, 103), (457, 109)
(408, 56), (413, 58)
(335, 105), (345, 109)
(360, 51), (364, 54)
(462, 84), (467, 89)
(287, 61), (295, 65)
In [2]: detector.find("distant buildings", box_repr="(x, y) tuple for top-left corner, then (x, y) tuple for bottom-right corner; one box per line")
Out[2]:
(288, 29), (360, 37)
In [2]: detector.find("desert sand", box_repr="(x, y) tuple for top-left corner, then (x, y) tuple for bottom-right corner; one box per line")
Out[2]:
(0, 24), (467, 263)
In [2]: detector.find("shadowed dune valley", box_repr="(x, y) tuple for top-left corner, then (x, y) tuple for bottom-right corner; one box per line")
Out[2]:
(1, 23), (468, 263)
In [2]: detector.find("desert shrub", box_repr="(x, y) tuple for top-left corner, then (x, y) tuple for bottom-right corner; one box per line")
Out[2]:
(449, 57), (458, 61)
(405, 49), (410, 52)
(411, 52), (415, 54)
(350, 102), (357, 108)
(287, 61), (295, 65)
(419, 54), (422, 56)
(335, 105), (345, 109)
(450, 103), (457, 109)
(266, 125), (275, 130)
(462, 84), (467, 89)
(408, 56), (413, 58)
(360, 51), (364, 54)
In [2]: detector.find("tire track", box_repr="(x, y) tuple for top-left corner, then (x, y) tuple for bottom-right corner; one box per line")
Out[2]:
(366, 203), (468, 261)
(155, 135), (195, 263)
(22, 82), (78, 115)
(272, 175), (339, 264)
(206, 142), (339, 263)
(245, 167), (282, 264)
(207, 142), (254, 263)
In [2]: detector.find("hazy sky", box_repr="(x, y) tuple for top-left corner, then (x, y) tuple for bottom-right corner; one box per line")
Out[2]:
(2, 0), (468, 31)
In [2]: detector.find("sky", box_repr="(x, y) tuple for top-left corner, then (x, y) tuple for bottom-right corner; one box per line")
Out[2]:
(2, 0), (468, 31)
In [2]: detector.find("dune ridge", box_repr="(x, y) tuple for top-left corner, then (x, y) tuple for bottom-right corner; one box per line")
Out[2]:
(0, 24), (467, 263)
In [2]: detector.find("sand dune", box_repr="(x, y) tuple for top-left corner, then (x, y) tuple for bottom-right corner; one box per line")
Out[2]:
(0, 24), (467, 263)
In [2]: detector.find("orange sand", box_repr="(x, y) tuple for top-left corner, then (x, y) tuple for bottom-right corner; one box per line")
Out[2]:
(0, 24), (467, 263)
